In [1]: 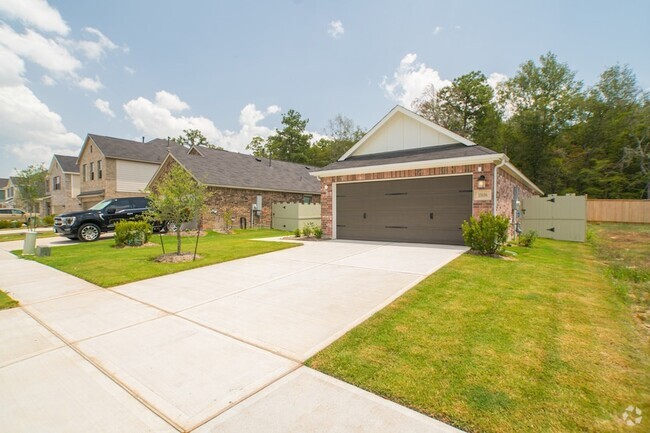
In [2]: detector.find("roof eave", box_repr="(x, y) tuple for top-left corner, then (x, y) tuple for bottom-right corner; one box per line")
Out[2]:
(310, 154), (504, 178)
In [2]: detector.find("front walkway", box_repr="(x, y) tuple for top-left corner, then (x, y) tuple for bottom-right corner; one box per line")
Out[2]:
(0, 240), (466, 433)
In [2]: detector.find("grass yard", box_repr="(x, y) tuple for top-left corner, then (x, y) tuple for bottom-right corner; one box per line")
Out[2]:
(0, 231), (58, 243)
(308, 231), (650, 432)
(0, 290), (19, 310)
(16, 229), (295, 287)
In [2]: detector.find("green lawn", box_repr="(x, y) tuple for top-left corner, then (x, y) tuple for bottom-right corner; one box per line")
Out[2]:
(308, 233), (650, 432)
(0, 290), (19, 310)
(17, 229), (295, 287)
(0, 231), (58, 243)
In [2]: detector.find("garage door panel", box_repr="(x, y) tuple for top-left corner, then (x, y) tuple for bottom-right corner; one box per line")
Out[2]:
(336, 176), (472, 245)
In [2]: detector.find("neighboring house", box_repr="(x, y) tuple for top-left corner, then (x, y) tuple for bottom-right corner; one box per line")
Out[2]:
(310, 105), (543, 245)
(76, 134), (170, 209)
(39, 155), (81, 215)
(3, 177), (20, 209)
(147, 145), (321, 231)
(0, 178), (7, 208)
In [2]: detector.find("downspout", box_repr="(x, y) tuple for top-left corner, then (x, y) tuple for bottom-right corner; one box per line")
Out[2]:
(493, 155), (508, 216)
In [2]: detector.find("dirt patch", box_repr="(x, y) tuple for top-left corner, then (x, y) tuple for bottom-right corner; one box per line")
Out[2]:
(114, 242), (157, 249)
(154, 252), (202, 263)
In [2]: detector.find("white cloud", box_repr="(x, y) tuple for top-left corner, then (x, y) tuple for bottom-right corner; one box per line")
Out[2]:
(122, 92), (288, 153)
(0, 24), (81, 74)
(94, 98), (114, 117)
(380, 53), (451, 108)
(0, 85), (81, 167)
(266, 105), (280, 114)
(124, 66), (135, 75)
(0, 44), (25, 86)
(487, 72), (508, 89)
(41, 74), (55, 86)
(78, 76), (103, 92)
(454, 25), (461, 30)
(0, 0), (69, 35)
(433, 26), (443, 35)
(327, 20), (344, 39)
(73, 27), (119, 61)
(154, 90), (190, 112)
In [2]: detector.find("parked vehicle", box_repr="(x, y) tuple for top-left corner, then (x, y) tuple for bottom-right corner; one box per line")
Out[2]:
(0, 208), (38, 225)
(54, 197), (164, 242)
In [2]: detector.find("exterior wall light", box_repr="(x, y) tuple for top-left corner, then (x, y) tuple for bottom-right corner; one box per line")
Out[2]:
(477, 175), (486, 189)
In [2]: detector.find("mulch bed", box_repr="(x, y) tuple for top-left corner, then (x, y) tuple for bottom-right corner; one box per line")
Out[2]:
(154, 252), (203, 263)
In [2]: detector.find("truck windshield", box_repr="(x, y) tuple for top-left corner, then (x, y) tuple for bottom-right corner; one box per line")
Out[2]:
(89, 199), (114, 211)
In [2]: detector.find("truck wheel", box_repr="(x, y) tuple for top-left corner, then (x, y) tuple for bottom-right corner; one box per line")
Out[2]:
(78, 223), (101, 242)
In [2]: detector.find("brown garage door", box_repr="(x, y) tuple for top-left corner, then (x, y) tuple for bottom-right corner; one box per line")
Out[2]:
(336, 175), (472, 244)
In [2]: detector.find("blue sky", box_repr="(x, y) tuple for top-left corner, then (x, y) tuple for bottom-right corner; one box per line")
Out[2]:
(1, 0), (649, 176)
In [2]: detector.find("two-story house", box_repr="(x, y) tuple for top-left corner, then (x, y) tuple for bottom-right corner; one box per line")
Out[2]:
(76, 134), (170, 209)
(39, 155), (81, 215)
(3, 177), (20, 208)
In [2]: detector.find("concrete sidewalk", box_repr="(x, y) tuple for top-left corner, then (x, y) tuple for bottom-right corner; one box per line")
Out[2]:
(0, 240), (466, 432)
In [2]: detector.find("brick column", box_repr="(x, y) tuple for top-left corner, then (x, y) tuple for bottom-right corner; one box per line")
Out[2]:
(320, 177), (333, 238)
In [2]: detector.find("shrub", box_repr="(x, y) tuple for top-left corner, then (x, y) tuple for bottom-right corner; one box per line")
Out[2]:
(294, 228), (301, 237)
(518, 230), (538, 247)
(313, 226), (323, 239)
(41, 215), (55, 226)
(0, 221), (11, 229)
(302, 223), (314, 237)
(114, 220), (152, 247)
(461, 212), (510, 255)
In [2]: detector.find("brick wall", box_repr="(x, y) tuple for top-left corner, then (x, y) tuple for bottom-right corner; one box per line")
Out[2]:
(496, 168), (537, 237)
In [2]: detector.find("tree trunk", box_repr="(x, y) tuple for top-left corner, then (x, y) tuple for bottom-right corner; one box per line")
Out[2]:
(176, 228), (182, 255)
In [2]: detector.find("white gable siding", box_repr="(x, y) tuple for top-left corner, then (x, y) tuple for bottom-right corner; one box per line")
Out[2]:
(116, 160), (159, 192)
(353, 111), (460, 156)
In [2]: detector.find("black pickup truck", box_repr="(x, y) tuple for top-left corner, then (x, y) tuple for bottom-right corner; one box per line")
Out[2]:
(54, 197), (163, 242)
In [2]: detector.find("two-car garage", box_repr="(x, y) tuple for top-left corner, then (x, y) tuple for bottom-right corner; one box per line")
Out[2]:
(335, 175), (472, 245)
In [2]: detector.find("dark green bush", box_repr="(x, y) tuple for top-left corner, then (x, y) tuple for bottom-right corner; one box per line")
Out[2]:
(518, 230), (538, 247)
(114, 220), (152, 247)
(294, 228), (301, 237)
(313, 226), (323, 239)
(461, 212), (510, 255)
(0, 220), (22, 229)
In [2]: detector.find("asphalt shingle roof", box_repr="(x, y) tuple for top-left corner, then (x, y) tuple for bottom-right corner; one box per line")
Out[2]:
(0, 178), (8, 189)
(88, 134), (171, 164)
(316, 143), (497, 172)
(54, 155), (79, 173)
(168, 146), (321, 194)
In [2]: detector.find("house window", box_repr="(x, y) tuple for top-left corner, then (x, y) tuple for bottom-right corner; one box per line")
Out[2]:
(54, 176), (61, 190)
(97, 160), (102, 179)
(90, 162), (94, 180)
(83, 164), (87, 181)
(303, 195), (312, 204)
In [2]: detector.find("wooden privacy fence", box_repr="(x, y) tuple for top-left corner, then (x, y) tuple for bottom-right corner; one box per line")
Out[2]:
(587, 199), (650, 223)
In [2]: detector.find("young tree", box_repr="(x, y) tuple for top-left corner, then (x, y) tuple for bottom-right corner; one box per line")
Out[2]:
(176, 129), (221, 149)
(14, 163), (47, 229)
(146, 164), (209, 255)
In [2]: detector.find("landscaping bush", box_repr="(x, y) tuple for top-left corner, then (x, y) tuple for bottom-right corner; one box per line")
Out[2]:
(518, 230), (538, 247)
(294, 228), (301, 237)
(41, 214), (55, 226)
(461, 212), (510, 255)
(114, 220), (152, 247)
(314, 226), (323, 239)
(0, 220), (22, 229)
(302, 223), (314, 237)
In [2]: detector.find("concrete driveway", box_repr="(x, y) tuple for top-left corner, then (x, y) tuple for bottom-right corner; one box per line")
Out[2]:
(0, 239), (466, 433)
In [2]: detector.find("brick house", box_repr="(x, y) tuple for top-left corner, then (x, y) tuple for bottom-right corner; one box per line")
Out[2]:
(38, 155), (81, 215)
(76, 134), (169, 209)
(147, 145), (321, 231)
(310, 106), (542, 244)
